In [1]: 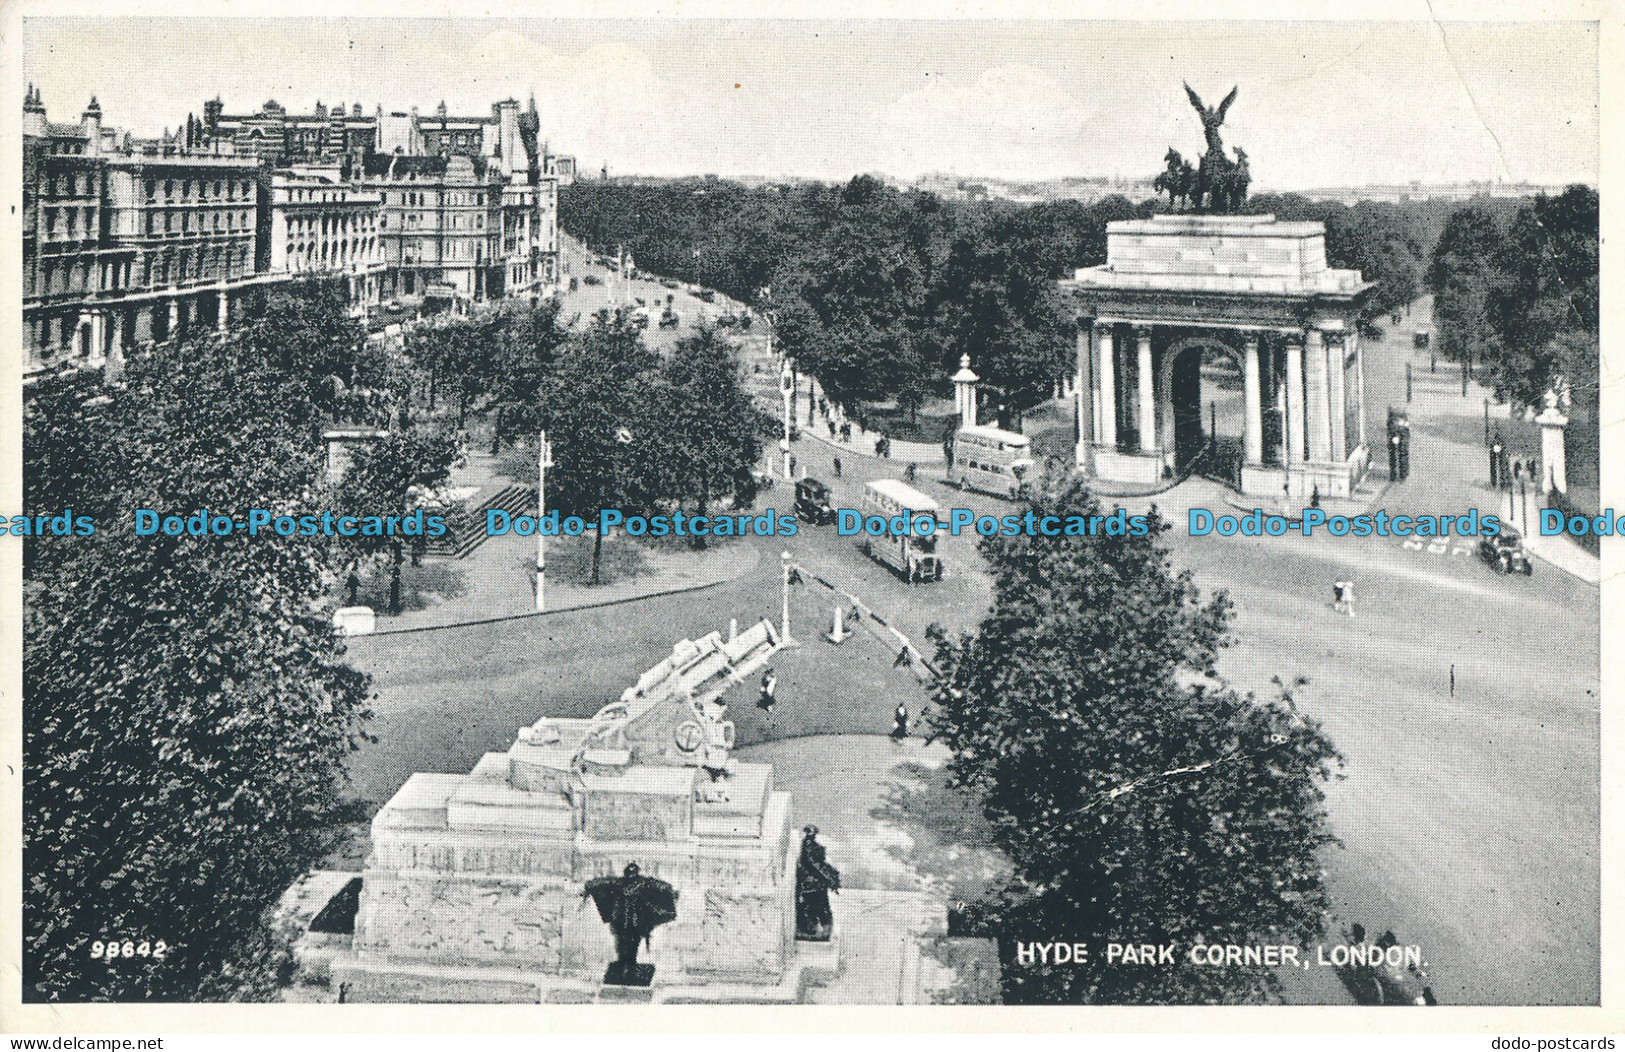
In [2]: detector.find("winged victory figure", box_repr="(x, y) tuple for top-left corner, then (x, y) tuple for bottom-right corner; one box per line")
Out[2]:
(1184, 82), (1239, 158)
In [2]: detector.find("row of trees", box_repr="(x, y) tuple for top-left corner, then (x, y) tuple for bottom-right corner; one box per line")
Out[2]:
(1425, 185), (1599, 412)
(562, 177), (1443, 420)
(403, 304), (774, 581)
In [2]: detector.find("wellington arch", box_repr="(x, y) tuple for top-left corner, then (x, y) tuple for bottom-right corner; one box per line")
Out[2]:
(1061, 213), (1375, 499)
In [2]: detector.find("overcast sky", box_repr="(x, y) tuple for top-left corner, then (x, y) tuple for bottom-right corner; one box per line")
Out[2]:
(21, 17), (1598, 189)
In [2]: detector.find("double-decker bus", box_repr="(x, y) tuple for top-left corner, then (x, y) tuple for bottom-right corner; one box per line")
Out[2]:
(950, 425), (1036, 499)
(857, 479), (944, 583)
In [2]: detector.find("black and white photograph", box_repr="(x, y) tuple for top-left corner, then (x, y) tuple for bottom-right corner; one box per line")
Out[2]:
(4, 0), (1617, 1036)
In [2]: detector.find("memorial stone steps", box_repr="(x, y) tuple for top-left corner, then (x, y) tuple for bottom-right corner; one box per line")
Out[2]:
(423, 482), (537, 559)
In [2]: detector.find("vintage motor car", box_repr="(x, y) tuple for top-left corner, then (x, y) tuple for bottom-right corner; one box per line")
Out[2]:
(1479, 530), (1533, 575)
(795, 477), (838, 525)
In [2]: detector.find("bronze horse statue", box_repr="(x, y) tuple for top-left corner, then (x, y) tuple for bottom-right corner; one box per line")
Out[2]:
(1154, 148), (1198, 210)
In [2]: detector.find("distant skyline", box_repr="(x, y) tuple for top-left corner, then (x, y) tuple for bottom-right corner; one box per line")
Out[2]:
(22, 18), (1598, 189)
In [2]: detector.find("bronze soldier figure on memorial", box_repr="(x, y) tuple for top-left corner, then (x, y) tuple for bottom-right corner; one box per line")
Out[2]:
(795, 827), (841, 942)
(583, 862), (681, 986)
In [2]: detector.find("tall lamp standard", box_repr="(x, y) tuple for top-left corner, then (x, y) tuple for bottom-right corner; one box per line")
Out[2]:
(780, 357), (795, 480)
(535, 429), (554, 611)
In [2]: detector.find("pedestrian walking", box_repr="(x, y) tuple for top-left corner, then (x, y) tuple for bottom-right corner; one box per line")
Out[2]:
(903, 462), (917, 483)
(345, 570), (361, 607)
(1333, 579), (1355, 617)
(890, 702), (909, 743)
(757, 667), (778, 715)
(840, 422), (852, 444)
(832, 456), (842, 478)
(757, 666), (776, 715)
(789, 454), (798, 479)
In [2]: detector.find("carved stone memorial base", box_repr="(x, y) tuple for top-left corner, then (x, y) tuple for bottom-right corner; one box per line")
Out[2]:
(323, 623), (812, 1002)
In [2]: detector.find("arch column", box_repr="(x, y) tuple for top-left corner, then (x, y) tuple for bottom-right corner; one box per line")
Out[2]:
(1096, 324), (1116, 448)
(1135, 325), (1155, 453)
(1305, 328), (1331, 462)
(1354, 330), (1367, 448)
(1074, 321), (1093, 467)
(1327, 330), (1348, 461)
(1285, 333), (1306, 465)
(1243, 331), (1264, 466)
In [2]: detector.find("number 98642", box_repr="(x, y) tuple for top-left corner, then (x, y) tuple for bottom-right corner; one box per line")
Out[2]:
(90, 939), (168, 961)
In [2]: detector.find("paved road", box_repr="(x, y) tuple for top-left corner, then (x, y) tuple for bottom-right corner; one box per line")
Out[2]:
(555, 235), (755, 354)
(349, 294), (1597, 1006)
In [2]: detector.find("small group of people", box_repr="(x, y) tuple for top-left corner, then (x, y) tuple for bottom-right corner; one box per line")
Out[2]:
(759, 667), (914, 745)
(824, 406), (851, 443)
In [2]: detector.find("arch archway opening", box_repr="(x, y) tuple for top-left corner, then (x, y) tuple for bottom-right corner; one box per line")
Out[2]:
(1165, 339), (1247, 488)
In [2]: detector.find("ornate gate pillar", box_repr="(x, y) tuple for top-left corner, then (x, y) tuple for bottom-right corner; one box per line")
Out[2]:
(1074, 322), (1092, 467)
(1285, 333), (1306, 466)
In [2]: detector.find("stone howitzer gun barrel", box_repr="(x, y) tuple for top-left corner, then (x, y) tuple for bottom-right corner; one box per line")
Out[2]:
(553, 618), (782, 774)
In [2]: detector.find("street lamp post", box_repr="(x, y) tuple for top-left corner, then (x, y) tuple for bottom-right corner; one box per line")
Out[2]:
(535, 429), (553, 611)
(781, 551), (795, 644)
(780, 357), (795, 480)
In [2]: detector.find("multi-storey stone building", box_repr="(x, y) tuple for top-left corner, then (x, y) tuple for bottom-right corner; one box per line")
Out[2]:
(269, 170), (385, 307)
(23, 88), (568, 380)
(24, 88), (271, 372)
(202, 97), (379, 167)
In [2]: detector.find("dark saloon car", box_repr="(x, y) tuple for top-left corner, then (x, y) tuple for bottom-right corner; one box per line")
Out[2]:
(795, 477), (838, 526)
(1479, 530), (1533, 575)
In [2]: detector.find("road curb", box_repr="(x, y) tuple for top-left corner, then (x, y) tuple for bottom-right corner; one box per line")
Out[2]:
(1521, 538), (1602, 586)
(352, 549), (760, 639)
(799, 429), (946, 465)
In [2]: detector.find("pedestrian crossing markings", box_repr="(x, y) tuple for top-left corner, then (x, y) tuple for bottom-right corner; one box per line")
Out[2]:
(1401, 538), (1472, 557)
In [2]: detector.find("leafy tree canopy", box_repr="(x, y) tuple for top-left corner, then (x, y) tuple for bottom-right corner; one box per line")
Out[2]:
(24, 333), (373, 1001)
(927, 479), (1341, 1004)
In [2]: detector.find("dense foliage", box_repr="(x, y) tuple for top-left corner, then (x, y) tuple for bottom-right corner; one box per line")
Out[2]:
(23, 271), (771, 998)
(334, 429), (462, 612)
(927, 480), (1342, 1004)
(535, 312), (772, 575)
(1425, 186), (1598, 411)
(563, 178), (1448, 417)
(24, 335), (373, 1001)
(403, 298), (568, 437)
